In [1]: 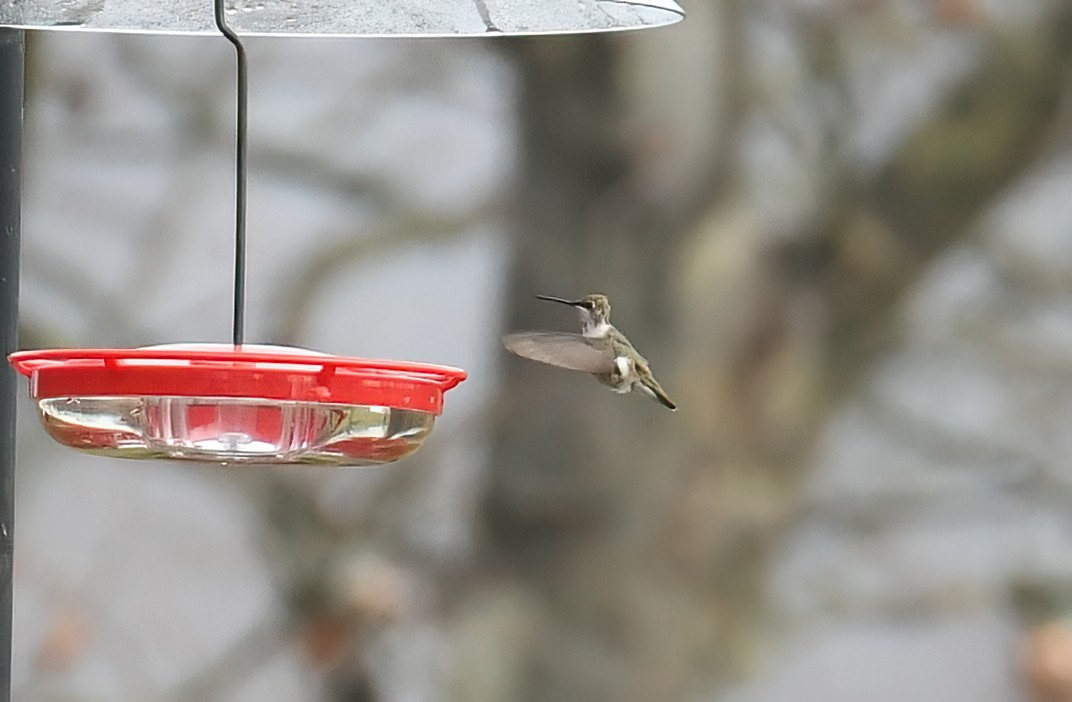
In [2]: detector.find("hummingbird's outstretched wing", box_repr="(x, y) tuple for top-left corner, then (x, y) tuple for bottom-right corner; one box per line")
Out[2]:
(502, 332), (615, 374)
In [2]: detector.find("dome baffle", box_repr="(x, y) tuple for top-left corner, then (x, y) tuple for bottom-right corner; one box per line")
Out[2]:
(9, 345), (467, 466)
(0, 0), (684, 37)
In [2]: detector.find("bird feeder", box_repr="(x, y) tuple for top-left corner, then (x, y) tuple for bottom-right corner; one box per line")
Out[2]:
(9, 345), (466, 465)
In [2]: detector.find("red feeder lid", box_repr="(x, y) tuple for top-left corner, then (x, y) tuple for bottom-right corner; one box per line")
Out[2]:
(9, 344), (467, 415)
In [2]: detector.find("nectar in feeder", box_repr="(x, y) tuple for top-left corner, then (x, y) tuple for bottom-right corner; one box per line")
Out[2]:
(9, 344), (466, 466)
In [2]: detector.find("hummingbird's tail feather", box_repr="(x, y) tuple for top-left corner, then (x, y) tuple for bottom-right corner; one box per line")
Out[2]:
(639, 377), (677, 411)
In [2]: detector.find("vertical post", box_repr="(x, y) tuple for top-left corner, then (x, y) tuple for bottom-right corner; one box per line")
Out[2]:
(0, 26), (22, 702)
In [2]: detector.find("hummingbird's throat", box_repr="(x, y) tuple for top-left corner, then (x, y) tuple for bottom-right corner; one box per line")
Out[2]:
(582, 321), (612, 338)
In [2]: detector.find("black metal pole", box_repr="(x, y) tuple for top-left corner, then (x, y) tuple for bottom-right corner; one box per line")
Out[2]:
(0, 26), (22, 702)
(213, 1), (248, 348)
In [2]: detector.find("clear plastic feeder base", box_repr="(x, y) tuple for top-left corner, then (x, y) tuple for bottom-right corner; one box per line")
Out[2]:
(9, 345), (466, 467)
(39, 397), (435, 465)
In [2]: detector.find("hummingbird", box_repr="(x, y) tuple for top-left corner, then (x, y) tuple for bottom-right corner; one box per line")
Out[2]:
(502, 293), (677, 410)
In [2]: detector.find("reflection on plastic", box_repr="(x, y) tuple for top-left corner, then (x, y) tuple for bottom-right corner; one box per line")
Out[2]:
(39, 397), (436, 466)
(0, 0), (683, 36)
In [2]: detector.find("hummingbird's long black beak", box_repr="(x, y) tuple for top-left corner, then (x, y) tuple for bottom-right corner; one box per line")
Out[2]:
(536, 294), (586, 308)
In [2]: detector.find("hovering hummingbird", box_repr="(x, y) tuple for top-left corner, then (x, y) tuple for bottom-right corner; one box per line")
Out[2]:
(502, 293), (677, 411)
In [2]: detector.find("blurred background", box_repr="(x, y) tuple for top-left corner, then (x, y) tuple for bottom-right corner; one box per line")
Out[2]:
(11, 0), (1072, 700)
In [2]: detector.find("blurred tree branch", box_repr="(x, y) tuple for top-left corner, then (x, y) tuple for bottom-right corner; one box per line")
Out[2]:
(267, 204), (500, 345)
(828, 11), (1072, 370)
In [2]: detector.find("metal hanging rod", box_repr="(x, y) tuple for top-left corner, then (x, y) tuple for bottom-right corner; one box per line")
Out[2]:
(214, 0), (248, 347)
